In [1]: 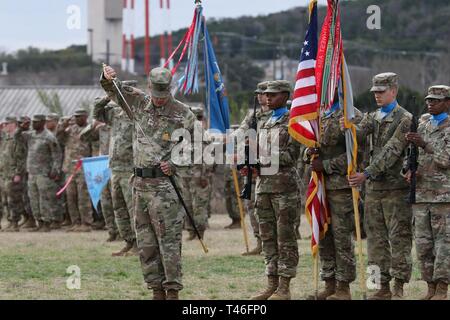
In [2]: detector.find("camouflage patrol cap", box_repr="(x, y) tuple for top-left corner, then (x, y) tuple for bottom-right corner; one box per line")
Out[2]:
(264, 80), (292, 94)
(370, 72), (398, 92)
(5, 116), (17, 123)
(46, 113), (60, 121)
(425, 85), (450, 100)
(18, 116), (31, 123)
(254, 81), (269, 94)
(73, 109), (88, 117)
(148, 67), (172, 98)
(32, 114), (46, 122)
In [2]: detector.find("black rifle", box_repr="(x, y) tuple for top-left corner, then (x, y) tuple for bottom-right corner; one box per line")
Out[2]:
(407, 97), (419, 204)
(237, 96), (260, 200)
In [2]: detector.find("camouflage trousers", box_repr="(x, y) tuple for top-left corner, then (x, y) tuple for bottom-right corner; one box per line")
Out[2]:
(365, 189), (413, 283)
(111, 171), (135, 242)
(28, 174), (60, 223)
(256, 191), (299, 278)
(0, 176), (9, 221)
(66, 171), (93, 226)
(413, 203), (449, 284)
(6, 177), (28, 222)
(134, 176), (183, 291)
(247, 189), (260, 240)
(224, 168), (240, 220)
(178, 167), (209, 232)
(319, 189), (356, 282)
(101, 181), (117, 237)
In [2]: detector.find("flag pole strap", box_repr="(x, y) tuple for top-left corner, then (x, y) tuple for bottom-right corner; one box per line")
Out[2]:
(231, 168), (250, 253)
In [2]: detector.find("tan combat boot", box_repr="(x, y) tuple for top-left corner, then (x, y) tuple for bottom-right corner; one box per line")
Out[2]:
(152, 289), (166, 300)
(50, 221), (61, 230)
(65, 223), (80, 232)
(112, 241), (133, 257)
(224, 218), (241, 229)
(307, 278), (336, 300)
(10, 221), (20, 232)
(268, 276), (292, 300)
(186, 230), (196, 241)
(430, 281), (448, 300)
(124, 241), (139, 256)
(421, 282), (436, 300)
(368, 282), (392, 300)
(166, 289), (179, 300)
(327, 281), (351, 300)
(75, 224), (92, 232)
(250, 276), (279, 300)
(41, 221), (51, 232)
(392, 278), (405, 300)
(21, 217), (36, 229)
(242, 239), (262, 256)
(29, 220), (44, 232)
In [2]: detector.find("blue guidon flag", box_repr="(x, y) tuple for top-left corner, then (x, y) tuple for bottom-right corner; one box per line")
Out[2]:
(81, 155), (111, 213)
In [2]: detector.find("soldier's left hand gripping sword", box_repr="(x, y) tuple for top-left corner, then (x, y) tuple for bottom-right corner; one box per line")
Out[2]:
(102, 63), (208, 254)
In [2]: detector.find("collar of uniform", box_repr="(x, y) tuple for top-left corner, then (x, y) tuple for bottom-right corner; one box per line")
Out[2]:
(375, 103), (399, 122)
(264, 110), (289, 128)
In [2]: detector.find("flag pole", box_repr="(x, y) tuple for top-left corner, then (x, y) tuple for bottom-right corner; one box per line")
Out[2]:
(313, 251), (319, 300)
(352, 187), (366, 299)
(231, 167), (250, 253)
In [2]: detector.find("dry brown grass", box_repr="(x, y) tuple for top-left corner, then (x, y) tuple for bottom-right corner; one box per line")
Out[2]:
(0, 214), (427, 300)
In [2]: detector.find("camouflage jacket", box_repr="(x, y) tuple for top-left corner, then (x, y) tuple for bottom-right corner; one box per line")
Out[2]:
(239, 108), (272, 132)
(0, 131), (4, 176)
(355, 103), (412, 191)
(256, 111), (301, 194)
(2, 129), (28, 178)
(315, 108), (363, 191)
(412, 114), (450, 203)
(100, 77), (196, 175)
(94, 96), (134, 172)
(57, 123), (93, 173)
(26, 129), (62, 176)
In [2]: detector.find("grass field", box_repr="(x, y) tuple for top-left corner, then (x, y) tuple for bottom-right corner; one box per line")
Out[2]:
(0, 214), (427, 300)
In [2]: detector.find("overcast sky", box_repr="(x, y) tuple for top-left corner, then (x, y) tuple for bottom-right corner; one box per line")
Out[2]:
(0, 0), (327, 52)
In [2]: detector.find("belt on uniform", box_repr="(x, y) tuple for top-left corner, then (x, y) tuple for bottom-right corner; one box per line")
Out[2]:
(134, 167), (167, 178)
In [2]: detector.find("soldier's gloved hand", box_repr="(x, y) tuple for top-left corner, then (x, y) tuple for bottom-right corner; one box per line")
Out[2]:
(198, 178), (209, 189)
(311, 158), (324, 172)
(160, 161), (173, 176)
(103, 65), (117, 81)
(405, 132), (426, 148)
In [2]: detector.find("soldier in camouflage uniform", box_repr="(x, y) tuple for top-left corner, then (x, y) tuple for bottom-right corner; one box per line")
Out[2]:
(404, 85), (450, 300)
(93, 93), (138, 256)
(235, 81), (272, 255)
(26, 114), (63, 232)
(80, 107), (119, 242)
(3, 116), (34, 232)
(184, 106), (213, 241)
(0, 122), (5, 230)
(48, 114), (72, 227)
(305, 99), (364, 300)
(250, 80), (301, 300)
(102, 65), (196, 300)
(346, 73), (413, 300)
(57, 109), (94, 232)
(0, 116), (17, 230)
(16, 116), (34, 229)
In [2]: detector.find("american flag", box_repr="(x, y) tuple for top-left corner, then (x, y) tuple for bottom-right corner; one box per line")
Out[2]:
(288, 0), (330, 257)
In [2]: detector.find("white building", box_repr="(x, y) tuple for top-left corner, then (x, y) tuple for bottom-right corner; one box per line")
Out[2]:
(87, 0), (123, 66)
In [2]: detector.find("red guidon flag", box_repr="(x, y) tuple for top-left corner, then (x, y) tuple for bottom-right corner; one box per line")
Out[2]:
(288, 0), (330, 256)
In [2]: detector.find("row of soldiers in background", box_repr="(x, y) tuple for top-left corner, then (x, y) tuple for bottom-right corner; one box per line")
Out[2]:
(0, 109), (139, 256)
